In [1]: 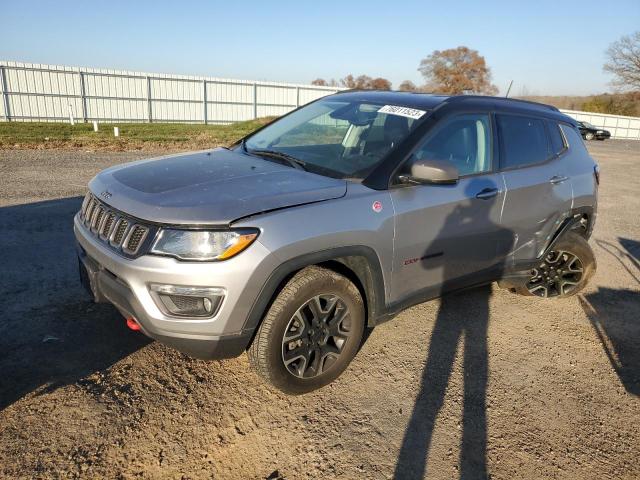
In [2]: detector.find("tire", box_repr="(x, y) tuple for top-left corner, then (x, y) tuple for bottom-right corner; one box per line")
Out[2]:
(513, 232), (596, 299)
(247, 266), (365, 394)
(584, 132), (595, 141)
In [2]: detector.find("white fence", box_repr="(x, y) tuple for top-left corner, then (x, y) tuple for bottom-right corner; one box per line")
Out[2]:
(560, 109), (640, 140)
(2, 61), (639, 140)
(0, 61), (341, 124)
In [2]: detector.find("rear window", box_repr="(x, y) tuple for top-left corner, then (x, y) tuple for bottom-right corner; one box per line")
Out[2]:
(497, 114), (550, 169)
(547, 121), (566, 155)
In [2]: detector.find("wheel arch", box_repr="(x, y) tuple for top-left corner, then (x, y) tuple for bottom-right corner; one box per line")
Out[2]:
(242, 246), (387, 343)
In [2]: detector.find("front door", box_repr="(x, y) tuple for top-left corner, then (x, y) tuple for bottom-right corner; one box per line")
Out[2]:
(389, 113), (511, 303)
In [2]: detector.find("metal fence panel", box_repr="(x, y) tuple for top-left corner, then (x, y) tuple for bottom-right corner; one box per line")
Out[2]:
(560, 109), (640, 140)
(0, 61), (342, 124)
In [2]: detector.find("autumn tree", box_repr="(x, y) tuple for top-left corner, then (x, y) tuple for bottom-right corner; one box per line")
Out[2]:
(418, 46), (498, 95)
(369, 77), (392, 90)
(604, 31), (640, 91)
(340, 74), (392, 90)
(398, 80), (418, 92)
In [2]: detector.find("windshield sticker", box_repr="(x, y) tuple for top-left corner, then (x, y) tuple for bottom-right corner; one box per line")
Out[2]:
(378, 105), (426, 120)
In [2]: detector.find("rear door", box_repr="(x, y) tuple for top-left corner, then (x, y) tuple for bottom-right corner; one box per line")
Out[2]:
(389, 113), (510, 303)
(497, 114), (573, 264)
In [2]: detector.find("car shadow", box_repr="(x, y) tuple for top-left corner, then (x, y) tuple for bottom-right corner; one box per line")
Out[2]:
(0, 197), (150, 411)
(579, 237), (640, 396)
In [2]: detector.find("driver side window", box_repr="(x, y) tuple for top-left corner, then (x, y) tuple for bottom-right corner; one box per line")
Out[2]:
(414, 113), (492, 176)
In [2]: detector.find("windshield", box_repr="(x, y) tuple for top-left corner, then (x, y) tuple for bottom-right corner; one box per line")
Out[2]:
(243, 99), (426, 179)
(581, 121), (596, 129)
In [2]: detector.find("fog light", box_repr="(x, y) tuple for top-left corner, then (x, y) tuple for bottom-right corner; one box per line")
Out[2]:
(149, 284), (224, 318)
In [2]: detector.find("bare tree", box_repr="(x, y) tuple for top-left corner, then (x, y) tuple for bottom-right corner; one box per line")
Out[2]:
(418, 46), (498, 95)
(398, 80), (418, 92)
(604, 31), (640, 91)
(311, 78), (328, 86)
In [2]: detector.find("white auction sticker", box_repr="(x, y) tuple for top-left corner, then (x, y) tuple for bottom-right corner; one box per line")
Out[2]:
(378, 105), (426, 120)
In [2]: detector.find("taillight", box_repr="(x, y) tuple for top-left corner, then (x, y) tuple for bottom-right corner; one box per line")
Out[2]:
(594, 165), (600, 185)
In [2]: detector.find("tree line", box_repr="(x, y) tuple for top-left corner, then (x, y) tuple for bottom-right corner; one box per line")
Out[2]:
(310, 32), (640, 116)
(311, 46), (497, 95)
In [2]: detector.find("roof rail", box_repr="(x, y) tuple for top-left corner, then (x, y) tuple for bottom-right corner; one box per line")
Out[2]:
(448, 95), (559, 111)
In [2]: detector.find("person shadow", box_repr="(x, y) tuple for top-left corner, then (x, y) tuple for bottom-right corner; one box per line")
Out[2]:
(394, 179), (515, 479)
(579, 236), (640, 396)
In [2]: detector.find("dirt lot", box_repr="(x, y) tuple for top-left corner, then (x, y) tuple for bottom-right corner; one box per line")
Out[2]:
(0, 140), (638, 479)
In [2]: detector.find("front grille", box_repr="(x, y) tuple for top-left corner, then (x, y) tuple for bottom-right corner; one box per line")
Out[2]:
(79, 192), (155, 258)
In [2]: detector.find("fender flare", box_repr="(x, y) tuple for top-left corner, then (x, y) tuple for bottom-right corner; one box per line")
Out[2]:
(242, 246), (386, 335)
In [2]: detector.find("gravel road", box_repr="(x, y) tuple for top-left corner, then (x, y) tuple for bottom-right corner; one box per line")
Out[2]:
(0, 141), (638, 479)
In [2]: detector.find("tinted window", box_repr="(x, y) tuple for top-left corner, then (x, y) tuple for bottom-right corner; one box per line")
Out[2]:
(413, 113), (492, 176)
(497, 114), (550, 169)
(548, 121), (566, 155)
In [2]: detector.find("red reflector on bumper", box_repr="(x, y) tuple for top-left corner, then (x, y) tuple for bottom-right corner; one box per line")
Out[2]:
(126, 317), (141, 331)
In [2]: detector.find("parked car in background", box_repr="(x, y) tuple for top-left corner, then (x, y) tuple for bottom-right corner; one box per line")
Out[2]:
(75, 92), (599, 394)
(577, 120), (611, 141)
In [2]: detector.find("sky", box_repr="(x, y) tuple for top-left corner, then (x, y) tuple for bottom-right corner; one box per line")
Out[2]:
(1, 0), (639, 96)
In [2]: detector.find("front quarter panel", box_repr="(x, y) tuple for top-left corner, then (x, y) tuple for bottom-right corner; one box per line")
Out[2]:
(234, 183), (395, 305)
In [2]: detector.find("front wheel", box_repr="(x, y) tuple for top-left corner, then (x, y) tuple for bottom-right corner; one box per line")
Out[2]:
(514, 232), (596, 298)
(584, 132), (595, 141)
(248, 266), (365, 394)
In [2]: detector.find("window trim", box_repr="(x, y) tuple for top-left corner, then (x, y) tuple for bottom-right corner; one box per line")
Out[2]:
(389, 110), (496, 187)
(496, 112), (559, 172)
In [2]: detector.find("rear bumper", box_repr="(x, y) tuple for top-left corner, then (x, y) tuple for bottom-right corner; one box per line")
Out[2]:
(74, 213), (279, 360)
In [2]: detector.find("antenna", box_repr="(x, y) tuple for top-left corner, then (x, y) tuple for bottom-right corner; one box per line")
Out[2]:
(505, 80), (513, 98)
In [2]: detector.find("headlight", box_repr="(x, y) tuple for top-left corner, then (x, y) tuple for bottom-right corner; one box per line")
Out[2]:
(150, 229), (258, 261)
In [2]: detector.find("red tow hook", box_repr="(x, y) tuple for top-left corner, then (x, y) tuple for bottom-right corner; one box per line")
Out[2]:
(126, 317), (141, 331)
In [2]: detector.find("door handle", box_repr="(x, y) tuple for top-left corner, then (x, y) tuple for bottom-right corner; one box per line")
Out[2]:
(550, 175), (569, 185)
(475, 187), (499, 200)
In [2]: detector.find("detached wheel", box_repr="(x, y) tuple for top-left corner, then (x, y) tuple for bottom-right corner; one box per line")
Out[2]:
(515, 232), (596, 298)
(584, 132), (595, 141)
(248, 266), (364, 394)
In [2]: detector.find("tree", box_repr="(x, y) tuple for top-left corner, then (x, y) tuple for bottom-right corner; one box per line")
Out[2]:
(340, 74), (392, 90)
(311, 78), (338, 87)
(369, 77), (392, 90)
(418, 46), (498, 95)
(398, 80), (418, 92)
(604, 31), (640, 91)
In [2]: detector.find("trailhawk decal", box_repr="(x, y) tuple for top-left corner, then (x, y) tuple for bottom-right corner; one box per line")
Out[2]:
(378, 105), (426, 120)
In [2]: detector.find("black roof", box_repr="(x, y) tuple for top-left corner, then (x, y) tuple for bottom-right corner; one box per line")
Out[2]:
(330, 90), (576, 124)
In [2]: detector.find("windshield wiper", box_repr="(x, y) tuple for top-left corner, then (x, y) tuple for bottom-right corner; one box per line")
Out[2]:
(247, 148), (307, 171)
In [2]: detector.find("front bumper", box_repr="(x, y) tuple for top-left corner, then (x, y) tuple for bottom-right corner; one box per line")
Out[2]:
(74, 213), (278, 359)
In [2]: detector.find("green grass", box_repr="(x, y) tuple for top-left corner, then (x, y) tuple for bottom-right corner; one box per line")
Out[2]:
(0, 118), (275, 151)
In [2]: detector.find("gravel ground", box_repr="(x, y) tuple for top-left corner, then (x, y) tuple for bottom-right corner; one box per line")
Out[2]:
(0, 141), (639, 479)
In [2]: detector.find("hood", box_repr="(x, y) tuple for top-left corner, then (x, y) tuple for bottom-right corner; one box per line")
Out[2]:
(89, 148), (347, 225)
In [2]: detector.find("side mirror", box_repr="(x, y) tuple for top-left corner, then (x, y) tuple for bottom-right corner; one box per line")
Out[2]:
(399, 158), (459, 185)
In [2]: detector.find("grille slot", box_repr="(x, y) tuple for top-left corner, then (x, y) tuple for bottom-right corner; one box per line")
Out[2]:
(91, 207), (105, 232)
(80, 193), (91, 220)
(100, 212), (117, 239)
(124, 225), (149, 254)
(111, 219), (130, 247)
(84, 199), (97, 226)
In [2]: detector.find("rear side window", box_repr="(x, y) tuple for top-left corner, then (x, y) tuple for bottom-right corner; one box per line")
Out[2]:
(497, 114), (550, 169)
(547, 121), (566, 155)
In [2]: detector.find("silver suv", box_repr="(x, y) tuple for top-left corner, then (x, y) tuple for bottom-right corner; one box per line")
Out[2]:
(75, 92), (598, 393)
